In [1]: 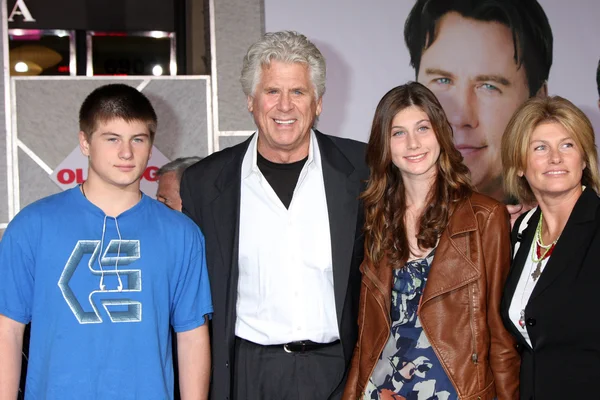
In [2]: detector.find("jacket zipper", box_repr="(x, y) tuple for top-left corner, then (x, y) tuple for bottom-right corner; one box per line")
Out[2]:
(468, 283), (478, 366)
(420, 299), (462, 397)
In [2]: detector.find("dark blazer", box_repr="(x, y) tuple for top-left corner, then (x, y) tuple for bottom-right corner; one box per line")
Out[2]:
(501, 187), (600, 399)
(180, 131), (369, 400)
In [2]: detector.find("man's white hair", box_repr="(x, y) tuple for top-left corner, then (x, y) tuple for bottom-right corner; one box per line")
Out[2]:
(240, 31), (326, 99)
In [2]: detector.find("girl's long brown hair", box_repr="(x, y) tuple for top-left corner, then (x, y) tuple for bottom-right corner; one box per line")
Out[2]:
(363, 82), (472, 269)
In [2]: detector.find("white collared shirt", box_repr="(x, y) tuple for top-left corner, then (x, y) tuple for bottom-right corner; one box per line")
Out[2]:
(509, 240), (550, 347)
(236, 131), (338, 345)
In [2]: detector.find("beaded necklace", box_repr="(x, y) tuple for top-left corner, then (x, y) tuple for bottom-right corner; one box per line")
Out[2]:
(518, 213), (559, 329)
(530, 213), (559, 281)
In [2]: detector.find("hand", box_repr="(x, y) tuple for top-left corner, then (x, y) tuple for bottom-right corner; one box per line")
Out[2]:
(506, 203), (536, 229)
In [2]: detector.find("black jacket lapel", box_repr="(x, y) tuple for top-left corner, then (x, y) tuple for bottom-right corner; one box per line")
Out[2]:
(211, 136), (253, 338)
(501, 207), (539, 347)
(505, 208), (540, 309)
(530, 188), (600, 301)
(316, 132), (362, 327)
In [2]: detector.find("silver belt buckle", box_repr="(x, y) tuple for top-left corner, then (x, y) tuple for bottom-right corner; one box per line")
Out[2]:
(283, 343), (292, 353)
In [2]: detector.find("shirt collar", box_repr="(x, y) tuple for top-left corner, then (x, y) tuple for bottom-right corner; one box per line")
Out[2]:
(241, 130), (319, 180)
(241, 133), (259, 180)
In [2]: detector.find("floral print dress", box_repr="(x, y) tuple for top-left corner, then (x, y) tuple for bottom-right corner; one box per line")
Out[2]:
(363, 249), (458, 400)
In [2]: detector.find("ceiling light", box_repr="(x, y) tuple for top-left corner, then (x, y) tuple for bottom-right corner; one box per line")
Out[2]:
(14, 61), (28, 72)
(152, 65), (163, 76)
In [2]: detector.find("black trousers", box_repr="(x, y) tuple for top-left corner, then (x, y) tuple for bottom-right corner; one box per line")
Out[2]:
(234, 337), (346, 400)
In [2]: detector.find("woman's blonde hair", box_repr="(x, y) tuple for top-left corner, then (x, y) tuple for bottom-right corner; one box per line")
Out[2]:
(502, 95), (600, 204)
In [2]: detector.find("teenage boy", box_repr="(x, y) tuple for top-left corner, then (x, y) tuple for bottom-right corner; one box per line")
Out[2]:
(0, 84), (212, 400)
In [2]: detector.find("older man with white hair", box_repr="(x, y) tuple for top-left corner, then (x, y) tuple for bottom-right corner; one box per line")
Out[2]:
(181, 31), (368, 400)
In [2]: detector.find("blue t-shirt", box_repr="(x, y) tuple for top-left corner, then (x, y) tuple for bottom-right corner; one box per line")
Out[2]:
(0, 187), (213, 399)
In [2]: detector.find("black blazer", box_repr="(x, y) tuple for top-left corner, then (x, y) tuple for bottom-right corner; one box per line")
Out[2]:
(180, 131), (369, 400)
(501, 187), (600, 399)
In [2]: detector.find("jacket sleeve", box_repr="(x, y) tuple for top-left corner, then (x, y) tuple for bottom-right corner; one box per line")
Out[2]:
(342, 342), (361, 400)
(180, 169), (200, 225)
(342, 270), (368, 400)
(483, 203), (520, 399)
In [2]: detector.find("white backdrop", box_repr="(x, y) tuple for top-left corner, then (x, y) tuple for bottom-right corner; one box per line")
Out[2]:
(265, 0), (600, 143)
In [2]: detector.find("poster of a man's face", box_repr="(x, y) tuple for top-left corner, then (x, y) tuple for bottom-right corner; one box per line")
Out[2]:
(405, 0), (553, 201)
(264, 0), (600, 204)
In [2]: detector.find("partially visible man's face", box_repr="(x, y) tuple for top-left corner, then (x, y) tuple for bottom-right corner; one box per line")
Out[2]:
(417, 12), (533, 201)
(156, 170), (182, 211)
(247, 60), (322, 163)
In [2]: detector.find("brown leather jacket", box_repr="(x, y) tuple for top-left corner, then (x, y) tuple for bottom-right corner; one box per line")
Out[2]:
(343, 192), (519, 400)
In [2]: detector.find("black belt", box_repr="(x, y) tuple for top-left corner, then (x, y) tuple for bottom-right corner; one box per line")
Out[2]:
(280, 340), (340, 353)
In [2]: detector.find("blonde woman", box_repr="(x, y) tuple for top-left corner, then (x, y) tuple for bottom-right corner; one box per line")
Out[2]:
(501, 95), (600, 399)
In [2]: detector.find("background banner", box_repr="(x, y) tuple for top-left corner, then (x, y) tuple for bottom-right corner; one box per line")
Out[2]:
(265, 0), (600, 202)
